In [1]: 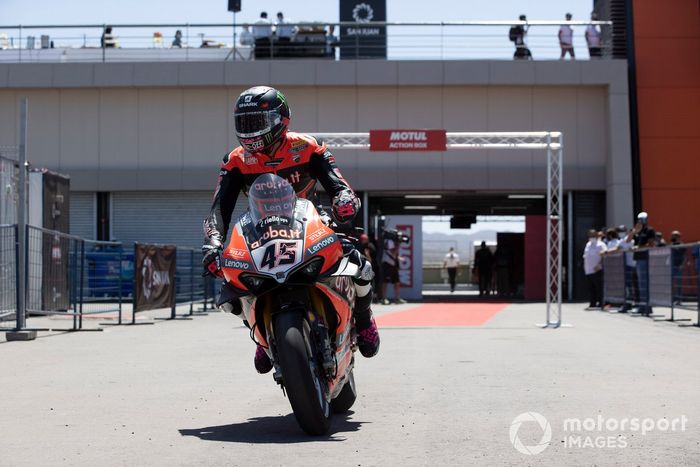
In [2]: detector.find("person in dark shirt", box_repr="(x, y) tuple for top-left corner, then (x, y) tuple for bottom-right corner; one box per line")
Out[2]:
(474, 242), (493, 296)
(510, 15), (532, 60)
(670, 231), (684, 303)
(628, 212), (656, 314)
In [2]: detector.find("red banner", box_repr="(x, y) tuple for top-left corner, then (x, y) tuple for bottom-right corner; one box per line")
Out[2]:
(369, 129), (447, 151)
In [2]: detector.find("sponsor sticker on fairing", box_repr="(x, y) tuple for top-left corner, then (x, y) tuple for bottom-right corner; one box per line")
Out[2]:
(223, 258), (251, 270)
(250, 226), (303, 250)
(228, 248), (247, 258)
(306, 235), (336, 256)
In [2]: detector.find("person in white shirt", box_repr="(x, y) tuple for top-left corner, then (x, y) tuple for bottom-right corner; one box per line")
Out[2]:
(585, 12), (602, 58)
(275, 12), (296, 39)
(558, 13), (575, 60)
(583, 229), (607, 308)
(237, 25), (254, 60)
(252, 12), (273, 59)
(275, 12), (296, 57)
(442, 247), (460, 293)
(605, 228), (621, 250)
(239, 25), (254, 46)
(252, 12), (272, 39)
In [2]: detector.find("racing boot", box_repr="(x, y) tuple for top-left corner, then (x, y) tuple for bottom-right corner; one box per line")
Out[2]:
(354, 292), (380, 358)
(254, 344), (273, 374)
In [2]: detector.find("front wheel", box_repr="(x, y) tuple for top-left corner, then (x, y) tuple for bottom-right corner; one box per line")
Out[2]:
(274, 311), (331, 435)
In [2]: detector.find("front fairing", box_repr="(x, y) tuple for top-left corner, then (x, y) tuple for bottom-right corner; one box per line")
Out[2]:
(222, 199), (344, 294)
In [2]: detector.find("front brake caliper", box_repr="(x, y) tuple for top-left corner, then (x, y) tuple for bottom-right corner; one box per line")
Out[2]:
(310, 313), (336, 380)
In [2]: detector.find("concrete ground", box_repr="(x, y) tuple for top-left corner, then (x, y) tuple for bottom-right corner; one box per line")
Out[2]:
(1, 300), (700, 466)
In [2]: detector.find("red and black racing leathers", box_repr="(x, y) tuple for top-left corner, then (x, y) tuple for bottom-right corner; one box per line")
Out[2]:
(203, 132), (354, 250)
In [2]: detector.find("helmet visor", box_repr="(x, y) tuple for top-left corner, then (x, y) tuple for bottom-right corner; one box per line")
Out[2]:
(235, 110), (281, 138)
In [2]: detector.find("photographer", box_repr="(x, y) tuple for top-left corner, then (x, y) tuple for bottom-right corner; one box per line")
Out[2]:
(381, 229), (407, 305)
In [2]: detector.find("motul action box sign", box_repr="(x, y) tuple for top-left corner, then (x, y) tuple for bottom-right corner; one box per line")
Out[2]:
(134, 243), (176, 312)
(369, 130), (447, 151)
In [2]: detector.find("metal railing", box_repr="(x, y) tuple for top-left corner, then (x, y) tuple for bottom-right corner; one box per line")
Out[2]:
(0, 225), (17, 328)
(2, 225), (213, 334)
(0, 20), (613, 63)
(25, 225), (126, 329)
(0, 151), (19, 226)
(603, 244), (700, 326)
(174, 246), (212, 318)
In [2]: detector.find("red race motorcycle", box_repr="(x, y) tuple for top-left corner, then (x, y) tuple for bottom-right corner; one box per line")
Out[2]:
(220, 173), (362, 435)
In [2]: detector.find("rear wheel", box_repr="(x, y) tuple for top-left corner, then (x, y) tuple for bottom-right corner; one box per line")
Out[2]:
(274, 311), (331, 435)
(331, 370), (357, 414)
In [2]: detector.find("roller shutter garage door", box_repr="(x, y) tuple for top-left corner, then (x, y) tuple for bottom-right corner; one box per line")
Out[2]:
(111, 191), (247, 248)
(70, 192), (96, 239)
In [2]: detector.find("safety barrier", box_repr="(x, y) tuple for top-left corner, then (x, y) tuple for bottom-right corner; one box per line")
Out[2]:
(603, 244), (700, 326)
(0, 225), (17, 328)
(174, 247), (212, 317)
(24, 225), (125, 329)
(2, 225), (213, 335)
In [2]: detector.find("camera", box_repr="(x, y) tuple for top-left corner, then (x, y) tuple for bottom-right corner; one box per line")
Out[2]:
(382, 228), (410, 244)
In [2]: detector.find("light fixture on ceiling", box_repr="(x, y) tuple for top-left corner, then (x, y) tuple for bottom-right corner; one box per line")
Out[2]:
(405, 206), (438, 210)
(404, 194), (442, 199)
(507, 194), (545, 199)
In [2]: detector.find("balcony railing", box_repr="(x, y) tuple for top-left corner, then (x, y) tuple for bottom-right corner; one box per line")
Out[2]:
(0, 21), (613, 63)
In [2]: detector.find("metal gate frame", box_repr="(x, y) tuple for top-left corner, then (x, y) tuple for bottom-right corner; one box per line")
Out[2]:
(315, 131), (564, 328)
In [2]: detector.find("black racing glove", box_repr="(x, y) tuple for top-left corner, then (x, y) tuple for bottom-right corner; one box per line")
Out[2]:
(202, 245), (223, 278)
(332, 190), (360, 224)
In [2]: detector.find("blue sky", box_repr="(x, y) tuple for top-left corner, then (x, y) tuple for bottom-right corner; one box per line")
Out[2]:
(1, 1), (598, 60)
(2, 0), (594, 25)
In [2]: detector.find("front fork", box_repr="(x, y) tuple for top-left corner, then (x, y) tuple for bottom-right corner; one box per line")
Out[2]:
(269, 312), (336, 388)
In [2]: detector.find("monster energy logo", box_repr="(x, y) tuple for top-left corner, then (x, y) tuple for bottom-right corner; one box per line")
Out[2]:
(277, 91), (287, 106)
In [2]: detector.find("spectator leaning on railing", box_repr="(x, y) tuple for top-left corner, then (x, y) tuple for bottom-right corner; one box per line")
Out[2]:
(628, 212), (656, 315)
(670, 231), (684, 304)
(605, 228), (620, 249)
(583, 228), (607, 310)
(615, 226), (637, 312)
(101, 26), (118, 48)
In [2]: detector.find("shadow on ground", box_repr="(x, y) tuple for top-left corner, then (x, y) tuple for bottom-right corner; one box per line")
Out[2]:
(179, 411), (365, 444)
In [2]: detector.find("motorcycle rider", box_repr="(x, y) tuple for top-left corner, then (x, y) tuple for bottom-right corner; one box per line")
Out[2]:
(202, 86), (380, 374)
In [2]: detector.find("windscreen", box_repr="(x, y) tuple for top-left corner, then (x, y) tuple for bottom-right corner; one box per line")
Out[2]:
(248, 173), (297, 228)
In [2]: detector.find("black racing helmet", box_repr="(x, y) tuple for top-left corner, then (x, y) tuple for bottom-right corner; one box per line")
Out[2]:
(234, 86), (291, 153)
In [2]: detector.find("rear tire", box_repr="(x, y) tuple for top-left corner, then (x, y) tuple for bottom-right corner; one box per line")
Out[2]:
(274, 311), (331, 435)
(331, 370), (357, 414)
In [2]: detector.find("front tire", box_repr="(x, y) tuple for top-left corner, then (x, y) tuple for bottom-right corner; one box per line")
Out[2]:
(274, 311), (331, 435)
